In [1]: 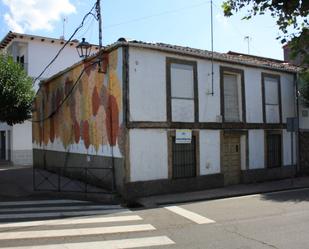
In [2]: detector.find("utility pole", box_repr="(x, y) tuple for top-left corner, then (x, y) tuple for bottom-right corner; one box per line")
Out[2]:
(96, 0), (103, 51)
(96, 0), (104, 73)
(210, 0), (214, 95)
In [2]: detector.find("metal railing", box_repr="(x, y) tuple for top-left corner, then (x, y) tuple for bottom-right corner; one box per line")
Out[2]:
(33, 166), (115, 194)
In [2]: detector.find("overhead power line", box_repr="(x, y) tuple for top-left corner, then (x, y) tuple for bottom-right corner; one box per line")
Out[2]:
(33, 2), (98, 85)
(104, 0), (210, 29)
(32, 59), (99, 123)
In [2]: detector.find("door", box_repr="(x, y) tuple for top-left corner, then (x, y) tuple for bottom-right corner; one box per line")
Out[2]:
(266, 133), (282, 168)
(0, 131), (6, 160)
(222, 135), (241, 185)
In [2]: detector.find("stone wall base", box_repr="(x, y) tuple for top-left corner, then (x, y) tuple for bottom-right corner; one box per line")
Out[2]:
(123, 174), (224, 200)
(241, 165), (296, 183)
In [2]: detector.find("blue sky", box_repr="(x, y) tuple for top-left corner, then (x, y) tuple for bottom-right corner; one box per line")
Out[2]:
(0, 0), (285, 60)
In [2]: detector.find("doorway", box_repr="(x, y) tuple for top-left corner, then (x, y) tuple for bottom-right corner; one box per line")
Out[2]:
(222, 134), (241, 185)
(0, 131), (6, 160)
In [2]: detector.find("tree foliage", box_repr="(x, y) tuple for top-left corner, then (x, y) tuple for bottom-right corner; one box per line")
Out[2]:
(0, 53), (35, 125)
(222, 0), (308, 104)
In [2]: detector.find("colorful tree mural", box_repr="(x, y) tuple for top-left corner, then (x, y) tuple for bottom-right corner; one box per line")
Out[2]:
(32, 50), (123, 155)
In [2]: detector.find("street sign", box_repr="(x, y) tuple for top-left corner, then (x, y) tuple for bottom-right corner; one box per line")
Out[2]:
(286, 117), (298, 132)
(176, 129), (192, 144)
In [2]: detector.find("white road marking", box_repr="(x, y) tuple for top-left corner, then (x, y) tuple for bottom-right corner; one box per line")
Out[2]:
(165, 206), (215, 224)
(0, 236), (175, 249)
(0, 215), (142, 228)
(0, 224), (156, 240)
(205, 194), (261, 203)
(0, 200), (90, 206)
(0, 209), (131, 220)
(0, 205), (123, 213)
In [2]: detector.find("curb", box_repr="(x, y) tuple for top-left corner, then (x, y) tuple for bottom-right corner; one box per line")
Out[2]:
(138, 185), (309, 208)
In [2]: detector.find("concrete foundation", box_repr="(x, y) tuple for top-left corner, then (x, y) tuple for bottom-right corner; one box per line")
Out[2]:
(241, 165), (296, 183)
(123, 173), (224, 200)
(11, 150), (32, 165)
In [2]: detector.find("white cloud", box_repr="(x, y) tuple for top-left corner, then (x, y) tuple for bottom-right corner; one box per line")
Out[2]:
(2, 0), (76, 33)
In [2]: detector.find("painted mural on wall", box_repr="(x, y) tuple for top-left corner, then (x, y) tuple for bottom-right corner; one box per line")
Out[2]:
(32, 49), (124, 157)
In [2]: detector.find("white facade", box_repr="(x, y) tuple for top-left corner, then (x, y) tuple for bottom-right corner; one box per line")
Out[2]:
(127, 46), (298, 183)
(0, 32), (85, 165)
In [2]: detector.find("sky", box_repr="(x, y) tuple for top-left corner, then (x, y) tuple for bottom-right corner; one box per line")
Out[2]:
(0, 0), (286, 60)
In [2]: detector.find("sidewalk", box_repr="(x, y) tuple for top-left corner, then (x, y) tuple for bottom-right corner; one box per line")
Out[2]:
(137, 176), (309, 207)
(0, 165), (119, 204)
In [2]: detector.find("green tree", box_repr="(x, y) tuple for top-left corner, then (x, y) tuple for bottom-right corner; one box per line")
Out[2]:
(222, 0), (309, 103)
(0, 53), (35, 125)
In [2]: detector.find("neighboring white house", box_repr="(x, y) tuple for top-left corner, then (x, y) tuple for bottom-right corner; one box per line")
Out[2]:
(283, 44), (309, 171)
(0, 31), (98, 165)
(33, 39), (305, 199)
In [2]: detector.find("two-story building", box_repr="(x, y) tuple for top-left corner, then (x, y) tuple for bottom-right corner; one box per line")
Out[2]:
(33, 39), (302, 199)
(0, 31), (97, 165)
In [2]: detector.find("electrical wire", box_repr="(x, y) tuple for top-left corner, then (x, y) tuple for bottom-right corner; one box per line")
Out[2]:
(76, 15), (96, 40)
(32, 59), (99, 123)
(33, 2), (98, 85)
(103, 0), (210, 30)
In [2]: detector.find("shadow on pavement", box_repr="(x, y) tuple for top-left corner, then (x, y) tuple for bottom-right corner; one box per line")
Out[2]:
(260, 186), (309, 203)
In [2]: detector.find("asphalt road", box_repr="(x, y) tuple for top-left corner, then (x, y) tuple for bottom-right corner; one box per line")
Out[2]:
(1, 188), (309, 248)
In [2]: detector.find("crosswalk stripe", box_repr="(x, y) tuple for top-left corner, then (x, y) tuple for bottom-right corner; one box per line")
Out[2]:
(0, 205), (123, 213)
(0, 236), (175, 249)
(0, 209), (131, 220)
(0, 224), (156, 240)
(165, 206), (216, 224)
(0, 215), (143, 228)
(0, 200), (90, 206)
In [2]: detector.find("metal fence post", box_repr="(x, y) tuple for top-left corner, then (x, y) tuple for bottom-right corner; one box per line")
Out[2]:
(85, 168), (88, 193)
(33, 167), (36, 191)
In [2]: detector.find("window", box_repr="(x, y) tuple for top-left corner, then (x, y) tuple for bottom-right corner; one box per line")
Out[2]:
(172, 136), (196, 179)
(220, 67), (245, 122)
(167, 58), (198, 123)
(266, 132), (282, 168)
(262, 74), (281, 123)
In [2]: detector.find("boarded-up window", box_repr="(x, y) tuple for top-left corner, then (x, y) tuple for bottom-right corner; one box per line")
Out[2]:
(264, 76), (280, 123)
(224, 73), (241, 122)
(170, 63), (195, 122)
(266, 133), (282, 168)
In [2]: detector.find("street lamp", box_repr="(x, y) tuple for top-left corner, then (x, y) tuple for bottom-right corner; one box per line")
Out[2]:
(76, 38), (92, 59)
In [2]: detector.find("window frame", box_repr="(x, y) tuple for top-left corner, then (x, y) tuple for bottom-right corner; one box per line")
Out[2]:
(166, 57), (199, 124)
(261, 73), (282, 124)
(220, 66), (246, 123)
